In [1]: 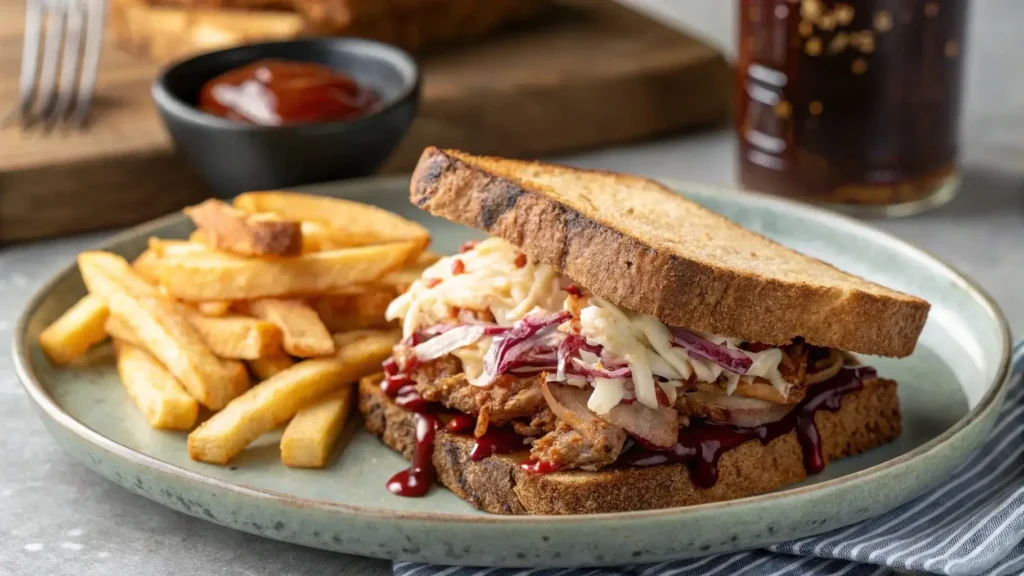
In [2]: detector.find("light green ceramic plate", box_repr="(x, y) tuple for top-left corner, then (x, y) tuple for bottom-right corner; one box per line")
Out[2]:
(14, 176), (1012, 567)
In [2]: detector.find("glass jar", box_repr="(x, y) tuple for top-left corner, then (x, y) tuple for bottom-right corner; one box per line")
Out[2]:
(736, 0), (968, 216)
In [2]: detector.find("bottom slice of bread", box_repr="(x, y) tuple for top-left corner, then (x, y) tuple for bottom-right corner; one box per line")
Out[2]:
(359, 376), (901, 515)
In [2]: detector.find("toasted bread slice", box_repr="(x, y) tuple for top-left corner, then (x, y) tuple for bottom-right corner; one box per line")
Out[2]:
(359, 374), (901, 514)
(410, 147), (929, 357)
(110, 0), (306, 64)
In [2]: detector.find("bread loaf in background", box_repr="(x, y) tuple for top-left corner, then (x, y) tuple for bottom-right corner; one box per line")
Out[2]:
(110, 0), (551, 63)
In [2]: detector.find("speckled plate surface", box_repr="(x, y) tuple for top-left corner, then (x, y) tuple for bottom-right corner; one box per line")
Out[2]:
(13, 176), (1012, 567)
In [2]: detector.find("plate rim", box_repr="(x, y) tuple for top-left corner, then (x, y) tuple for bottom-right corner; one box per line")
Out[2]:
(13, 175), (1013, 525)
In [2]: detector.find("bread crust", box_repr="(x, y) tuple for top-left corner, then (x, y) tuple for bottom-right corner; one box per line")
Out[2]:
(184, 199), (302, 257)
(359, 374), (901, 515)
(409, 147), (930, 357)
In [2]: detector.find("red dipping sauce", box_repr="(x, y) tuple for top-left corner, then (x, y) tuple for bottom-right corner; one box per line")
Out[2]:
(198, 59), (377, 126)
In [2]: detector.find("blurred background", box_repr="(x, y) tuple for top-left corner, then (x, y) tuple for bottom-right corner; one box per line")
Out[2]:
(3, 0), (1022, 240)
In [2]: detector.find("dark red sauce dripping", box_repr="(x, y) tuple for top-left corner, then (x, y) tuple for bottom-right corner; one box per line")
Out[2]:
(470, 427), (526, 461)
(381, 374), (414, 396)
(520, 459), (562, 474)
(617, 366), (874, 488)
(386, 413), (440, 497)
(394, 385), (438, 414)
(446, 413), (476, 434)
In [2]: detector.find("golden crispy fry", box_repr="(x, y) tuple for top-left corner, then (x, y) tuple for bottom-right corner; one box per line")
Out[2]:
(144, 242), (420, 301)
(412, 250), (442, 267)
(109, 306), (282, 360)
(183, 310), (284, 360)
(299, 221), (343, 253)
(114, 340), (199, 430)
(185, 198), (302, 257)
(233, 191), (430, 252)
(78, 252), (250, 410)
(247, 354), (295, 380)
(379, 250), (441, 292)
(280, 386), (353, 468)
(239, 298), (333, 357)
(132, 249), (162, 282)
(105, 315), (146, 349)
(38, 294), (110, 365)
(313, 289), (397, 333)
(196, 300), (232, 316)
(148, 237), (208, 257)
(187, 329), (399, 464)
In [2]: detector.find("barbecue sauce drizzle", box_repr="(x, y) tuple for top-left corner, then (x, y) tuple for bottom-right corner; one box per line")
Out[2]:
(382, 363), (523, 497)
(382, 355), (873, 496)
(618, 366), (874, 488)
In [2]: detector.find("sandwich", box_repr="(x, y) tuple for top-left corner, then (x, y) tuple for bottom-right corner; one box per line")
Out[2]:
(358, 147), (928, 515)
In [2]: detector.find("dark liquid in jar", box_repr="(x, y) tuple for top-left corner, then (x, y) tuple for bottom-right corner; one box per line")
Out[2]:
(737, 0), (967, 206)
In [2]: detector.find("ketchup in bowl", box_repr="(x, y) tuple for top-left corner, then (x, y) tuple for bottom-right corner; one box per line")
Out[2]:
(198, 59), (378, 126)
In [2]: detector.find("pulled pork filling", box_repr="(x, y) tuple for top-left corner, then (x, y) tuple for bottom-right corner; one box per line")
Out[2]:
(385, 238), (847, 472)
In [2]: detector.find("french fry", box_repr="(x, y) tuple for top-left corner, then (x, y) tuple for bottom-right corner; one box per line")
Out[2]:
(105, 315), (147, 349)
(38, 294), (110, 365)
(183, 310), (284, 360)
(247, 354), (295, 380)
(144, 242), (420, 301)
(132, 249), (162, 282)
(238, 298), (333, 357)
(196, 300), (232, 316)
(114, 340), (199, 430)
(187, 329), (399, 464)
(411, 250), (442, 267)
(109, 305), (281, 360)
(313, 290), (396, 333)
(379, 250), (441, 292)
(185, 198), (302, 257)
(148, 238), (208, 257)
(233, 192), (430, 251)
(299, 221), (344, 253)
(78, 252), (250, 410)
(280, 387), (353, 468)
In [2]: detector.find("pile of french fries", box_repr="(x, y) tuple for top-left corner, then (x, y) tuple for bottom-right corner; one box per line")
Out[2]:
(38, 192), (436, 468)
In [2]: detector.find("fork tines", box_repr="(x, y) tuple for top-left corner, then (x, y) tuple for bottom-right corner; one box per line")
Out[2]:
(4, 0), (106, 130)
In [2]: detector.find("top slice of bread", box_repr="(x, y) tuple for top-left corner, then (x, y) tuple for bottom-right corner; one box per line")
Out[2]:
(409, 147), (930, 357)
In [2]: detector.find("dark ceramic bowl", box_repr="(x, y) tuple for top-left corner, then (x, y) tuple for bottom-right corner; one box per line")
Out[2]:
(152, 38), (420, 197)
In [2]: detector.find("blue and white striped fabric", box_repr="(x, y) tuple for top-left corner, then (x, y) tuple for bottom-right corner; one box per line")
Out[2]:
(396, 340), (1024, 576)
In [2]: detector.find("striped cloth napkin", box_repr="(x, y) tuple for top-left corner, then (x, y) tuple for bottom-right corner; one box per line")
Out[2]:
(395, 339), (1024, 576)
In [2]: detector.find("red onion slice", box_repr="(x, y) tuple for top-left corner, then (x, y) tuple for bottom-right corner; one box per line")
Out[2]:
(479, 311), (571, 385)
(412, 325), (487, 361)
(669, 328), (753, 374)
(555, 334), (583, 381)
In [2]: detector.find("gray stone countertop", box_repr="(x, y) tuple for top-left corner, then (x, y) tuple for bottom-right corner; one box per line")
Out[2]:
(3, 1), (1023, 575)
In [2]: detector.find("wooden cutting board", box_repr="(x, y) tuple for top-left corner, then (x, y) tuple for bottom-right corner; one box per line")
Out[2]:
(0, 0), (730, 243)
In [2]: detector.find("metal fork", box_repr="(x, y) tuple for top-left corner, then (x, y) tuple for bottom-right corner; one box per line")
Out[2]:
(3, 0), (106, 130)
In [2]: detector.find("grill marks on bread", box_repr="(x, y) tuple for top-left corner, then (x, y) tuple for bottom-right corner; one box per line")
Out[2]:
(410, 147), (929, 357)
